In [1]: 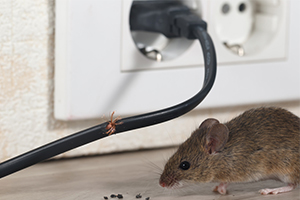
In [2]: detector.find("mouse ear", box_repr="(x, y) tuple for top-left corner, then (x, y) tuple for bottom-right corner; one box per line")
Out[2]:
(199, 118), (220, 130)
(205, 123), (229, 155)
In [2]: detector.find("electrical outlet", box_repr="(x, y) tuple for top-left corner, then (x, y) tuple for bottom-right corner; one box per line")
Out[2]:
(55, 0), (299, 121)
(210, 0), (288, 61)
(121, 0), (204, 71)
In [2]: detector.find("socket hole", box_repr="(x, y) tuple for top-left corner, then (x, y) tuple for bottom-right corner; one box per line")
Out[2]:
(238, 3), (246, 12)
(221, 3), (230, 14)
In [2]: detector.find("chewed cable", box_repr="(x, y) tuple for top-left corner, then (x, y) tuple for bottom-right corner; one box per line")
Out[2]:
(0, 2), (217, 179)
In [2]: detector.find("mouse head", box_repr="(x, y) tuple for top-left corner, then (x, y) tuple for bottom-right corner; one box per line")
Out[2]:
(159, 118), (229, 188)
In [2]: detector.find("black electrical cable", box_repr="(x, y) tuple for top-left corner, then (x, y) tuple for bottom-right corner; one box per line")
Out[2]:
(0, 6), (217, 179)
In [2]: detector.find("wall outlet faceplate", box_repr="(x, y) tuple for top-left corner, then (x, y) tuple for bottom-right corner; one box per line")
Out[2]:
(121, 0), (205, 71)
(55, 0), (300, 121)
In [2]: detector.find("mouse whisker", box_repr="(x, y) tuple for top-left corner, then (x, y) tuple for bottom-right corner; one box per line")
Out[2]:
(140, 158), (164, 176)
(146, 160), (163, 172)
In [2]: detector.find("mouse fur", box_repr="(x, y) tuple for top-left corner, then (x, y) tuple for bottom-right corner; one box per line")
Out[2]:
(159, 107), (300, 194)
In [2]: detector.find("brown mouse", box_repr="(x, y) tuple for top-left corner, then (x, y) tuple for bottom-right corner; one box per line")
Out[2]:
(159, 107), (300, 195)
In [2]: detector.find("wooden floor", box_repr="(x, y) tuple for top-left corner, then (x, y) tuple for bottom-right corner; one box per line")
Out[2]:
(0, 148), (299, 200)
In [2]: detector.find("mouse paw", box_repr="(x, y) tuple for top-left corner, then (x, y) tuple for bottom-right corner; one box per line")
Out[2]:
(259, 184), (296, 195)
(259, 188), (279, 195)
(213, 182), (229, 195)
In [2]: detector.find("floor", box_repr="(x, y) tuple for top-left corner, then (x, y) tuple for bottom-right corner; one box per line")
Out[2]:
(0, 148), (299, 200)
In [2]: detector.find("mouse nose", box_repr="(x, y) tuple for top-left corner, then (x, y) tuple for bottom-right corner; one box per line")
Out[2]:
(159, 179), (166, 187)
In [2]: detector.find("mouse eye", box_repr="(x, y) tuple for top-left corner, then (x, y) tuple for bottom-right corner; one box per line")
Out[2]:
(179, 161), (190, 170)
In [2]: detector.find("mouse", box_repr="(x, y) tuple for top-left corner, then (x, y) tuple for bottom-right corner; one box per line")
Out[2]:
(159, 107), (300, 195)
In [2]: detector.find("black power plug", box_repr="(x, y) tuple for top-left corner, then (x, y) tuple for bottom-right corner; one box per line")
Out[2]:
(130, 1), (207, 39)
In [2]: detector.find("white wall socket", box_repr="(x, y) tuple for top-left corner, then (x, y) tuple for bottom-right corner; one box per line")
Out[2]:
(55, 0), (300, 121)
(122, 0), (204, 71)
